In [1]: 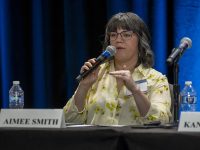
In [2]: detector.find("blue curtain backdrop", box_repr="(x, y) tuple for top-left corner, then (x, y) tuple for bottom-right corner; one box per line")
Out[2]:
(0, 0), (200, 110)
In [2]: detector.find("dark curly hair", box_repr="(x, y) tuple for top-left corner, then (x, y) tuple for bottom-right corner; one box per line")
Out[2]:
(103, 12), (154, 68)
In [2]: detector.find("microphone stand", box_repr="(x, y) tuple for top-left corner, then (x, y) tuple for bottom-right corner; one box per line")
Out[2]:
(167, 48), (181, 124)
(172, 58), (180, 124)
(167, 38), (192, 124)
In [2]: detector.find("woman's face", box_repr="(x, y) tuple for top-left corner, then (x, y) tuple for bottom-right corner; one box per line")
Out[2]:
(109, 28), (139, 63)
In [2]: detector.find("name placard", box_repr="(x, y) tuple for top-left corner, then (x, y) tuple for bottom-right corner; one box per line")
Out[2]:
(178, 112), (200, 132)
(0, 109), (65, 128)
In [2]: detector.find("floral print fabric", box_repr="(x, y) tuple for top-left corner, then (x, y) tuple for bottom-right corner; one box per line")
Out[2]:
(64, 60), (171, 125)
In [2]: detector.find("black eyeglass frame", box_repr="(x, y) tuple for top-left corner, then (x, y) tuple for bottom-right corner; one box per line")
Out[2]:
(108, 30), (134, 41)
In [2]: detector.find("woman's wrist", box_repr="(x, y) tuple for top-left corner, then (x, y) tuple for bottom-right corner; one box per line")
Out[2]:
(130, 85), (141, 95)
(78, 82), (91, 91)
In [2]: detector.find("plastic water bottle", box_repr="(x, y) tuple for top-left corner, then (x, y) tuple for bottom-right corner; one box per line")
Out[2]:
(9, 81), (24, 109)
(180, 81), (197, 112)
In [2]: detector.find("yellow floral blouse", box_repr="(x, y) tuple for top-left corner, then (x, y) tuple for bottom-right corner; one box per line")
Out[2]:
(63, 60), (171, 126)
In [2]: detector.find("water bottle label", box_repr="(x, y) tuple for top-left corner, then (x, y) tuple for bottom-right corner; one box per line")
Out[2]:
(182, 96), (197, 104)
(9, 96), (24, 109)
(10, 96), (18, 101)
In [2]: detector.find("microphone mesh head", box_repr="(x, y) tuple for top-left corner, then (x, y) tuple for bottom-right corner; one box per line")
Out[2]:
(181, 37), (192, 48)
(106, 45), (116, 56)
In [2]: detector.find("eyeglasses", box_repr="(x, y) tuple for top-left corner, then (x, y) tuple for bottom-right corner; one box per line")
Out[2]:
(109, 31), (134, 41)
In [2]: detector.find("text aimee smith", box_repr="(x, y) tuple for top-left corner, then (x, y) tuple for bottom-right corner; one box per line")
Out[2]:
(3, 118), (59, 125)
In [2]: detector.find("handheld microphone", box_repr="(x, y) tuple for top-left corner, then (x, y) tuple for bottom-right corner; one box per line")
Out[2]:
(76, 45), (116, 82)
(167, 37), (192, 65)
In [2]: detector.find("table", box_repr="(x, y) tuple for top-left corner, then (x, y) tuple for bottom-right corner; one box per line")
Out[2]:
(0, 126), (199, 150)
